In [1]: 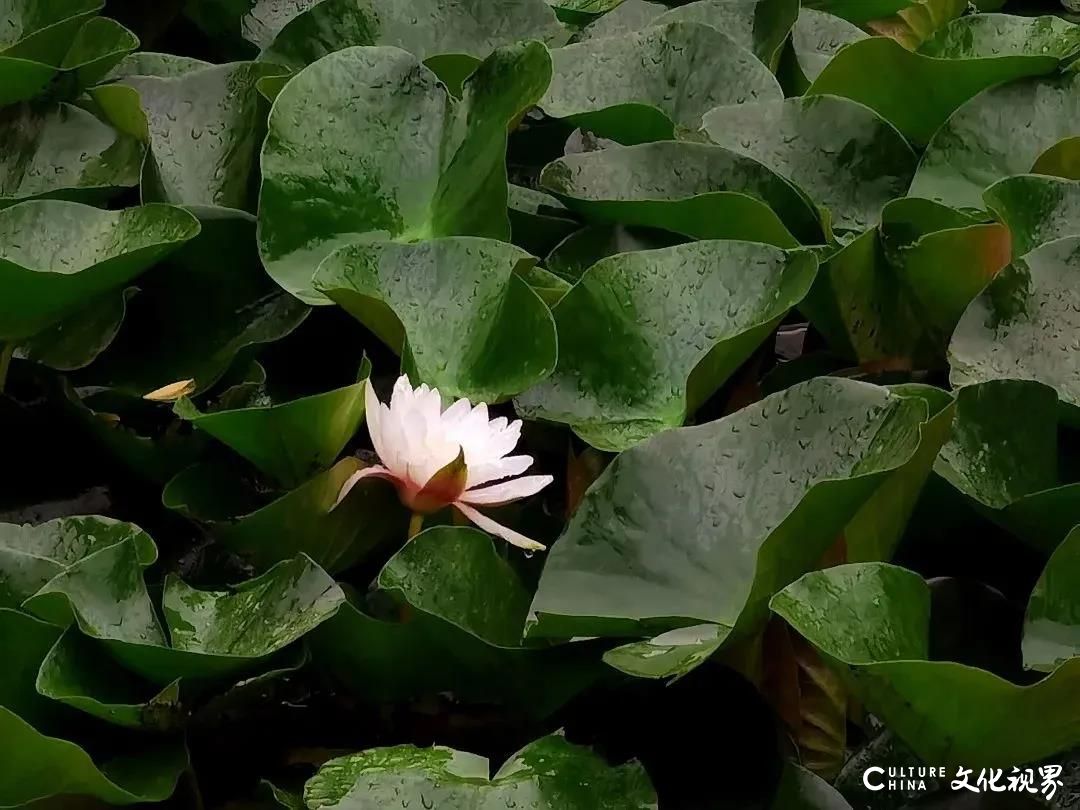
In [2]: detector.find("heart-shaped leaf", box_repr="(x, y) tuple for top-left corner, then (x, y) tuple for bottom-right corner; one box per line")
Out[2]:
(23, 537), (345, 684)
(911, 68), (1080, 209)
(0, 608), (188, 807)
(540, 141), (823, 246)
(0, 200), (199, 340)
(314, 238), (556, 403)
(0, 515), (155, 608)
(808, 15), (1080, 147)
(166, 457), (409, 575)
(934, 380), (1080, 553)
(104, 51), (212, 79)
(0, 0), (103, 105)
(17, 286), (136, 371)
(515, 240), (818, 450)
(575, 0), (666, 40)
(789, 9), (866, 86)
(949, 236), (1080, 419)
(528, 377), (933, 640)
(1023, 526), (1080, 673)
(772, 562), (1080, 767)
(540, 22), (781, 145)
(801, 199), (1010, 366)
(35, 629), (182, 729)
(259, 41), (552, 304)
(260, 0), (566, 75)
(75, 209), (309, 396)
(174, 366), (369, 488)
(984, 174), (1080, 256)
(311, 526), (603, 716)
(652, 0), (799, 70)
(304, 735), (657, 809)
(118, 61), (286, 212)
(0, 102), (142, 207)
(701, 95), (917, 236)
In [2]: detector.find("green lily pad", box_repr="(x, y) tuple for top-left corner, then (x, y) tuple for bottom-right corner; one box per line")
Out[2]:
(0, 200), (199, 341)
(543, 223), (683, 282)
(241, 0), (321, 49)
(35, 629), (182, 730)
(575, 0), (665, 40)
(515, 240), (818, 450)
(311, 527), (602, 716)
(0, 608), (188, 807)
(24, 537), (345, 685)
(949, 236), (1080, 419)
(808, 15), (1080, 147)
(800, 200), (1010, 366)
(104, 51), (212, 79)
(314, 238), (557, 403)
(259, 41), (552, 304)
(701, 95), (917, 235)
(0, 515), (156, 609)
(76, 208), (309, 397)
(60, 16), (139, 88)
(304, 735), (657, 809)
(1032, 136), (1080, 180)
(0, 57), (57, 106)
(174, 366), (369, 489)
(652, 0), (799, 70)
(603, 623), (731, 680)
(508, 184), (578, 256)
(17, 286), (136, 371)
(540, 22), (781, 145)
(0, 0), (103, 105)
(168, 457), (409, 575)
(260, 0), (566, 74)
(803, 0), (915, 24)
(841, 383), (956, 564)
(984, 174), (1080, 256)
(539, 141), (823, 246)
(1023, 526), (1080, 673)
(910, 69), (1080, 209)
(0, 0), (103, 60)
(0, 102), (142, 207)
(548, 0), (629, 24)
(118, 61), (286, 212)
(934, 380), (1080, 553)
(771, 562), (1080, 767)
(527, 377), (932, 640)
(378, 526), (533, 649)
(790, 9), (866, 85)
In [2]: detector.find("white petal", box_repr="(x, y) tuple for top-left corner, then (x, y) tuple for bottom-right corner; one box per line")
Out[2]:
(390, 374), (415, 412)
(332, 465), (394, 509)
(454, 501), (546, 551)
(364, 380), (391, 462)
(441, 397), (473, 426)
(460, 474), (553, 506)
(466, 455), (534, 489)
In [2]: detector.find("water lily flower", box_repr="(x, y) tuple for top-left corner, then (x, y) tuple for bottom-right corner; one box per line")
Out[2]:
(336, 375), (553, 551)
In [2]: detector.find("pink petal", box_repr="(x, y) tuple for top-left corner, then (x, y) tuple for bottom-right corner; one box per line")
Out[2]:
(332, 464), (396, 510)
(453, 502), (546, 551)
(460, 474), (553, 506)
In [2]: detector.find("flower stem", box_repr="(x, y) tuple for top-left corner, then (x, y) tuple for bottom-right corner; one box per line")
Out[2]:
(0, 342), (13, 393)
(407, 512), (424, 539)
